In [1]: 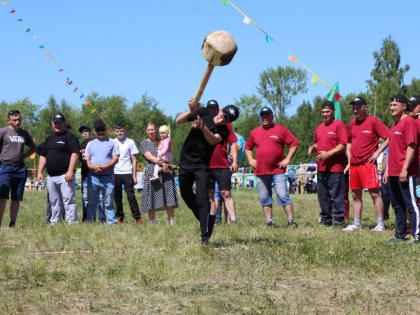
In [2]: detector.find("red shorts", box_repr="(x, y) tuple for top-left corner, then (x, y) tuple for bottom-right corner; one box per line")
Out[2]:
(350, 163), (380, 190)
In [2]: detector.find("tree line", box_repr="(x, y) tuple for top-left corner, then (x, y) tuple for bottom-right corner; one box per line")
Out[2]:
(1, 36), (420, 170)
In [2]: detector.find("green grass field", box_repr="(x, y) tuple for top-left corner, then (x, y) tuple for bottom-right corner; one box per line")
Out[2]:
(1, 189), (420, 314)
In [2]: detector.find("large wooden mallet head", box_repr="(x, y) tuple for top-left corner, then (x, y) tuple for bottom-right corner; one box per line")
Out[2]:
(190, 31), (237, 111)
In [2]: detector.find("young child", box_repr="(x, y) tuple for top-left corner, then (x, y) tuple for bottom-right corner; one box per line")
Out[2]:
(151, 125), (174, 181)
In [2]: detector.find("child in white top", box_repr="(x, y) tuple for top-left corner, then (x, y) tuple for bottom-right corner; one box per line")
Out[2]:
(151, 125), (174, 181)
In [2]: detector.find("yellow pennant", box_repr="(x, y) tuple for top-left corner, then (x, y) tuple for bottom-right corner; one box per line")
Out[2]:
(91, 108), (96, 114)
(311, 75), (320, 85)
(1, 1), (8, 4)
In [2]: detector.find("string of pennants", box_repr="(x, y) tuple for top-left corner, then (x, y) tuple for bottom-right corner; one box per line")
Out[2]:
(1, 1), (108, 122)
(220, 0), (342, 102)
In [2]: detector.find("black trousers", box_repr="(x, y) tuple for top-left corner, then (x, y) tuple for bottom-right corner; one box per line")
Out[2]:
(317, 171), (345, 225)
(179, 167), (215, 240)
(389, 176), (419, 239)
(114, 174), (141, 221)
(380, 177), (392, 219)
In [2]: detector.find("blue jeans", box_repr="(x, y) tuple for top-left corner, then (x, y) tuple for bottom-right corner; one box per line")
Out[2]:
(214, 181), (223, 222)
(82, 177), (105, 222)
(87, 175), (116, 224)
(257, 174), (291, 206)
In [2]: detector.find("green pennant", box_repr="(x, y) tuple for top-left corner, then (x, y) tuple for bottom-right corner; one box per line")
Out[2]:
(326, 82), (342, 121)
(221, 0), (228, 5)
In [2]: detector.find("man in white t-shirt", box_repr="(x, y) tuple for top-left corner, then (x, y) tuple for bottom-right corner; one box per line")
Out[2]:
(113, 123), (142, 224)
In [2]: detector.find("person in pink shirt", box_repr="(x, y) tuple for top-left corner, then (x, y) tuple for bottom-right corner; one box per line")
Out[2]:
(383, 95), (419, 244)
(151, 125), (173, 182)
(245, 107), (299, 228)
(308, 101), (348, 227)
(343, 96), (389, 232)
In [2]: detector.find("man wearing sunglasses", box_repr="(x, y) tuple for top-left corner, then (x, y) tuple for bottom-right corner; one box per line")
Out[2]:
(0, 110), (36, 229)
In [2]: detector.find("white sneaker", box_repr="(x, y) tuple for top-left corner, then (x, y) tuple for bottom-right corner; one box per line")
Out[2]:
(342, 224), (361, 231)
(371, 225), (386, 232)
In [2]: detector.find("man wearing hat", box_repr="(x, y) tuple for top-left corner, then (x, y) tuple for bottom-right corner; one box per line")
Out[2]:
(85, 120), (119, 224)
(343, 96), (389, 232)
(245, 106), (299, 228)
(176, 98), (239, 245)
(407, 96), (420, 201)
(37, 113), (80, 225)
(383, 95), (419, 243)
(206, 100), (238, 224)
(308, 101), (348, 226)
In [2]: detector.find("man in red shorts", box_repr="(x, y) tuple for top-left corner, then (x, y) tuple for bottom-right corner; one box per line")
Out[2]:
(343, 97), (389, 232)
(383, 95), (419, 243)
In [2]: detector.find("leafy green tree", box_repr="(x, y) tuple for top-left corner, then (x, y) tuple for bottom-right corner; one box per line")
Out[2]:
(233, 94), (262, 140)
(406, 78), (420, 97)
(367, 36), (409, 126)
(257, 66), (307, 121)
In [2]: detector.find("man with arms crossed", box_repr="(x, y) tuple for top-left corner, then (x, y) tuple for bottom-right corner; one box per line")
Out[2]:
(245, 107), (299, 227)
(308, 101), (348, 227)
(0, 110), (36, 228)
(176, 99), (239, 245)
(206, 100), (238, 224)
(113, 123), (142, 224)
(343, 97), (389, 232)
(38, 113), (80, 225)
(383, 95), (419, 243)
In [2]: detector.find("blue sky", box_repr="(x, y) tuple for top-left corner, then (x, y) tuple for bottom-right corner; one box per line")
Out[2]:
(0, 1), (418, 118)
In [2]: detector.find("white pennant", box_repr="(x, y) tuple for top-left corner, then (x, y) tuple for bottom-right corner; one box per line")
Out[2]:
(242, 15), (251, 24)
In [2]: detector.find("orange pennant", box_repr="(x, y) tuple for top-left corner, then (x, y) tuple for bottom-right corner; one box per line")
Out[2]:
(45, 53), (51, 57)
(288, 55), (297, 62)
(84, 101), (91, 106)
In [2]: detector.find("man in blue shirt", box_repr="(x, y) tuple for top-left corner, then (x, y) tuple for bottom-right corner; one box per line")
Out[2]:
(85, 120), (119, 224)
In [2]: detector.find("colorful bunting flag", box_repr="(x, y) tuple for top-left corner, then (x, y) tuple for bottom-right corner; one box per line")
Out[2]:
(58, 68), (63, 72)
(311, 75), (320, 85)
(84, 101), (91, 106)
(242, 15), (251, 24)
(25, 28), (31, 33)
(2, 1), (8, 4)
(52, 61), (56, 65)
(80, 94), (85, 98)
(221, 0), (228, 5)
(326, 82), (342, 121)
(265, 34), (273, 43)
(39, 45), (44, 48)
(73, 87), (78, 93)
(17, 18), (23, 22)
(45, 53), (51, 56)
(9, 9), (15, 13)
(96, 115), (101, 120)
(91, 108), (96, 114)
(288, 55), (297, 62)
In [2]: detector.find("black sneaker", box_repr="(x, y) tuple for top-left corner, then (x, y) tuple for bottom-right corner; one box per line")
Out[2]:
(287, 221), (298, 228)
(266, 221), (277, 228)
(9, 221), (15, 228)
(201, 238), (210, 246)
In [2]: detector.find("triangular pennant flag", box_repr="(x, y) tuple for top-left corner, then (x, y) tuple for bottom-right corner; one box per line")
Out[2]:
(80, 94), (84, 98)
(221, 0), (228, 5)
(326, 82), (342, 121)
(25, 28), (31, 33)
(288, 55), (297, 62)
(9, 9), (15, 13)
(17, 19), (23, 22)
(311, 75), (320, 85)
(45, 53), (51, 56)
(2, 1), (9, 4)
(84, 101), (91, 106)
(58, 68), (63, 72)
(242, 16), (251, 24)
(96, 114), (101, 120)
(91, 108), (97, 114)
(39, 45), (44, 48)
(52, 61), (56, 65)
(73, 87), (78, 93)
(265, 34), (273, 43)
(33, 36), (38, 40)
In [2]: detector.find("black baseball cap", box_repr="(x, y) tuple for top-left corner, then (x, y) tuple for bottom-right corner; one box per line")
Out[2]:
(322, 101), (335, 109)
(78, 124), (91, 133)
(52, 113), (66, 122)
(259, 107), (274, 115)
(408, 96), (420, 107)
(391, 95), (408, 104)
(207, 100), (219, 110)
(94, 119), (106, 131)
(349, 96), (366, 106)
(222, 105), (239, 122)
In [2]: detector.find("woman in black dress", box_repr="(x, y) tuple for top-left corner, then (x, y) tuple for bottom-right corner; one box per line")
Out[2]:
(139, 122), (178, 224)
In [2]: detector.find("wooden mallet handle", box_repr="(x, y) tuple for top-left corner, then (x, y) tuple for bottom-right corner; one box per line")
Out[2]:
(190, 63), (215, 111)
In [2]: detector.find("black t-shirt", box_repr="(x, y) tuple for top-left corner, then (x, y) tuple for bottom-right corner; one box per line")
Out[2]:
(80, 139), (90, 178)
(39, 131), (80, 176)
(180, 107), (230, 170)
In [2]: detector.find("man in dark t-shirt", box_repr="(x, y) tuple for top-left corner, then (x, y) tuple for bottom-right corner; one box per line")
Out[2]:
(37, 113), (80, 226)
(0, 110), (36, 229)
(79, 124), (91, 222)
(176, 98), (239, 245)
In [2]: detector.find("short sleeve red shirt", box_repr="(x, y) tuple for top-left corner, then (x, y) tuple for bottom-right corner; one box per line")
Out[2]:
(245, 124), (299, 175)
(210, 123), (237, 169)
(348, 115), (389, 165)
(415, 118), (420, 162)
(314, 119), (348, 172)
(388, 115), (419, 176)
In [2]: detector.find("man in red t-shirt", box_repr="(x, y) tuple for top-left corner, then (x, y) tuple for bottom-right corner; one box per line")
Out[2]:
(206, 100), (238, 224)
(343, 97), (389, 232)
(308, 101), (348, 226)
(245, 107), (299, 227)
(407, 96), (420, 201)
(383, 95), (419, 243)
